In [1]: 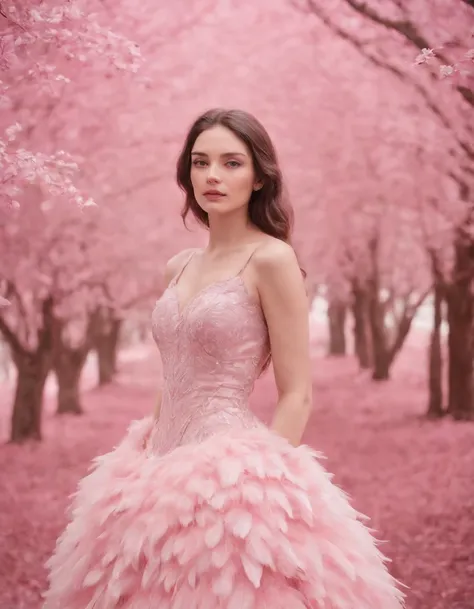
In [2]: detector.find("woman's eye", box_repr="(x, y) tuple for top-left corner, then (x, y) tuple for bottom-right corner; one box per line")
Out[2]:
(192, 159), (240, 168)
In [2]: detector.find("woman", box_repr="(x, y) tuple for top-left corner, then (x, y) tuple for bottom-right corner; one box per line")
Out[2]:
(43, 109), (404, 609)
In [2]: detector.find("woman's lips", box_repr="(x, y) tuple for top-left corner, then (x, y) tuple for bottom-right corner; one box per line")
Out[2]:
(203, 191), (226, 200)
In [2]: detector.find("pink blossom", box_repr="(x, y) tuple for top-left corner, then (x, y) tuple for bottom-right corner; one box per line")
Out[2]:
(439, 64), (455, 78)
(414, 47), (436, 65)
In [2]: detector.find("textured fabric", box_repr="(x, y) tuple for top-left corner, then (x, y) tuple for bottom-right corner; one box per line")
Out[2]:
(148, 271), (268, 456)
(42, 265), (405, 609)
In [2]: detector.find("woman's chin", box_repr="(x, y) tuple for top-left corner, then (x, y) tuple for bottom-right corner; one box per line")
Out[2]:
(198, 198), (248, 219)
(202, 201), (234, 214)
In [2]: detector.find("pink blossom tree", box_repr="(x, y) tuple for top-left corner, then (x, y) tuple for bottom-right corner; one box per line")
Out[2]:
(3, 0), (471, 447)
(0, 0), (141, 213)
(0, 0), (224, 441)
(0, 1), (146, 440)
(289, 0), (474, 418)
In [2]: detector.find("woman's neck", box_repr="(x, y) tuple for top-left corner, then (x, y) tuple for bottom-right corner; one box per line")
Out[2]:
(206, 213), (259, 252)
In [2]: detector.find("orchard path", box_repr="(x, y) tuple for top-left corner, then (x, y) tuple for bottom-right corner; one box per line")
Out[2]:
(0, 337), (473, 609)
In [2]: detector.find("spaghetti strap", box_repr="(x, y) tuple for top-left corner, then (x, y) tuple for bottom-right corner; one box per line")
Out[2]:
(173, 250), (196, 285)
(236, 245), (260, 277)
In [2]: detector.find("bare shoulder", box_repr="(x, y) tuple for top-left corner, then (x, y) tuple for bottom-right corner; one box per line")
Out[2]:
(252, 238), (307, 307)
(163, 248), (199, 286)
(253, 238), (301, 277)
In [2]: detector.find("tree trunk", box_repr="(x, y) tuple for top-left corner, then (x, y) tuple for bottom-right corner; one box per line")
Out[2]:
(52, 313), (94, 415)
(0, 340), (11, 381)
(371, 345), (390, 380)
(8, 297), (54, 443)
(95, 316), (122, 386)
(327, 300), (347, 356)
(10, 350), (50, 442)
(369, 293), (422, 381)
(351, 281), (372, 369)
(427, 284), (445, 418)
(364, 236), (424, 381)
(55, 347), (88, 415)
(446, 241), (474, 420)
(366, 275), (390, 381)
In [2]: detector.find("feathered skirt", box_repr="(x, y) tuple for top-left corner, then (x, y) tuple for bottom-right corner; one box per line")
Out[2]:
(42, 417), (404, 609)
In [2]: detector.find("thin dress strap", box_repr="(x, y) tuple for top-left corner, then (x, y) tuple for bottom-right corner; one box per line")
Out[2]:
(172, 250), (196, 285)
(236, 245), (260, 277)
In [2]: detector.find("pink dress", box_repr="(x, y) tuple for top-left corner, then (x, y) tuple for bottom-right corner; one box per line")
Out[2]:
(43, 253), (404, 609)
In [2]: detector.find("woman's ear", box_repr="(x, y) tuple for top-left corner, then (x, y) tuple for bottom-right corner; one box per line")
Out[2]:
(253, 181), (263, 191)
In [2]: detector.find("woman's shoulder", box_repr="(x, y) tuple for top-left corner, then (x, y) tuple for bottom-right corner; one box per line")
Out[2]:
(251, 238), (307, 305)
(252, 237), (299, 274)
(164, 247), (200, 285)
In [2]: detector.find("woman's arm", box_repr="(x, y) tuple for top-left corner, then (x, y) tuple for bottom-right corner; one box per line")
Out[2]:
(255, 241), (312, 446)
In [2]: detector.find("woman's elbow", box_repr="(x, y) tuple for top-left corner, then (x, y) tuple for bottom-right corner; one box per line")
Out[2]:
(283, 388), (313, 419)
(301, 389), (313, 420)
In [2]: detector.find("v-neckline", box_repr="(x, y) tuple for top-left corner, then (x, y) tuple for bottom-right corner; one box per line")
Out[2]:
(170, 276), (243, 317)
(168, 245), (262, 318)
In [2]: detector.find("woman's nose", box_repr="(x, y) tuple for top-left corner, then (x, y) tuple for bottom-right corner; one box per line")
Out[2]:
(206, 163), (221, 183)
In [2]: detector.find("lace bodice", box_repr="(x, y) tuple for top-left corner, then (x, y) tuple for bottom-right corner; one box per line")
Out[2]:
(149, 254), (270, 455)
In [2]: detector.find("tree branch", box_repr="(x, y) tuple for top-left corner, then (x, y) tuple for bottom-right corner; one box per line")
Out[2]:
(294, 0), (474, 163)
(342, 0), (474, 109)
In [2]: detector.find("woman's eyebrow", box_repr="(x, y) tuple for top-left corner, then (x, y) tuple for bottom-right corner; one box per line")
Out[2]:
(191, 151), (247, 157)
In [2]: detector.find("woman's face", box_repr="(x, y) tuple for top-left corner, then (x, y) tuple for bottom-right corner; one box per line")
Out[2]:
(190, 125), (260, 219)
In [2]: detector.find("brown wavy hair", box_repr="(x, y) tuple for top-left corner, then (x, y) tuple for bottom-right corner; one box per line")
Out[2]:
(176, 108), (294, 243)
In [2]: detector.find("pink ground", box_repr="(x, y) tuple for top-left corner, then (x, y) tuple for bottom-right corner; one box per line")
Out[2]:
(0, 335), (473, 609)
